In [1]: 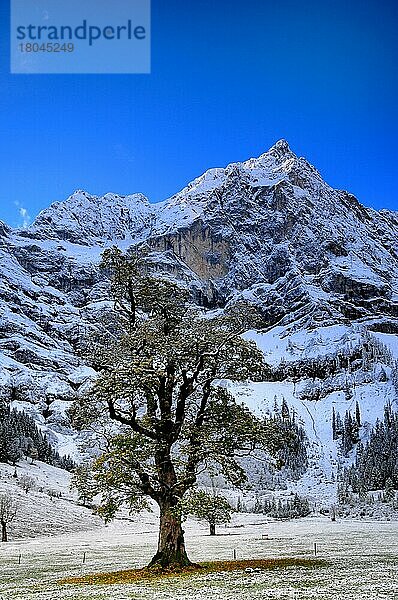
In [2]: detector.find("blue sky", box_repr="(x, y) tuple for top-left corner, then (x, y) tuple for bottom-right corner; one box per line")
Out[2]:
(0, 0), (397, 227)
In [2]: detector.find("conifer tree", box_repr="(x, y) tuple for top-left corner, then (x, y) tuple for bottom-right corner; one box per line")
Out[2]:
(383, 478), (395, 503)
(332, 407), (337, 440)
(339, 403), (398, 495)
(355, 401), (361, 427)
(0, 404), (75, 471)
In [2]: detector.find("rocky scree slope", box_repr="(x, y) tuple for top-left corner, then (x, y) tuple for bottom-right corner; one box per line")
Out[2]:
(0, 140), (397, 501)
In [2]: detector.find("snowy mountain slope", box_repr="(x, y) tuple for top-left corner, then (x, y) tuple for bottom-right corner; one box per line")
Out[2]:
(228, 324), (398, 503)
(147, 140), (398, 327)
(0, 459), (102, 539)
(0, 140), (397, 502)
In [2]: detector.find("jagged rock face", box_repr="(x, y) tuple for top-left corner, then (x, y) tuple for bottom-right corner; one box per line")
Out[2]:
(0, 221), (11, 238)
(149, 220), (230, 280)
(143, 139), (398, 328)
(0, 139), (397, 440)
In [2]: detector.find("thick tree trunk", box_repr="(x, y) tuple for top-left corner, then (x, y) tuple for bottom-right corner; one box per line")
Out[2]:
(1, 520), (7, 542)
(209, 522), (216, 536)
(148, 504), (191, 568)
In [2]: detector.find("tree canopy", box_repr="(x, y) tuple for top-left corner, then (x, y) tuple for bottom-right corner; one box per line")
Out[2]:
(181, 489), (234, 535)
(73, 247), (286, 568)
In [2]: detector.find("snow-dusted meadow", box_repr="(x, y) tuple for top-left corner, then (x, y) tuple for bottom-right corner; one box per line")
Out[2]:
(0, 513), (397, 599)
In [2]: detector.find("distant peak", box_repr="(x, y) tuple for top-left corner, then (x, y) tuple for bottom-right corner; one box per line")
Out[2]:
(273, 139), (291, 151)
(268, 139), (293, 158)
(70, 189), (92, 198)
(243, 139), (296, 171)
(68, 189), (149, 204)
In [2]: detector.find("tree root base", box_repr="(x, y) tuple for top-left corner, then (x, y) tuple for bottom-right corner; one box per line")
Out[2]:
(59, 557), (328, 586)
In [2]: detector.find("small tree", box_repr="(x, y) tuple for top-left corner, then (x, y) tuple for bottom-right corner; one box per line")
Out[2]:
(383, 478), (395, 503)
(0, 493), (18, 542)
(332, 407), (337, 440)
(330, 504), (337, 521)
(7, 439), (23, 466)
(355, 401), (361, 427)
(18, 474), (35, 494)
(29, 446), (39, 465)
(71, 463), (98, 507)
(183, 489), (234, 535)
(73, 248), (285, 569)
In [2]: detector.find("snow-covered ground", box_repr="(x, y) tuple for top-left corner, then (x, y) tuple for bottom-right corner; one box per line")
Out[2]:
(0, 461), (102, 539)
(0, 418), (397, 599)
(0, 514), (397, 599)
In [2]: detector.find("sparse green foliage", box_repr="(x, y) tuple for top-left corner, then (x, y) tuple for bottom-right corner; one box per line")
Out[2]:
(71, 462), (98, 507)
(181, 489), (234, 535)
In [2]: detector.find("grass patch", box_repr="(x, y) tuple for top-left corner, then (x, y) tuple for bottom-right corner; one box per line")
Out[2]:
(59, 557), (327, 586)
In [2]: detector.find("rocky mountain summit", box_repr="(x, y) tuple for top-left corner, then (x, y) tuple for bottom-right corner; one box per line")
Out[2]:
(0, 140), (397, 500)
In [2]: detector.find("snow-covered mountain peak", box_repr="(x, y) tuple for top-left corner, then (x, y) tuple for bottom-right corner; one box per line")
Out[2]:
(159, 140), (324, 214)
(6, 142), (332, 245)
(68, 189), (92, 200)
(153, 141), (302, 231)
(240, 138), (294, 169)
(24, 189), (152, 244)
(261, 138), (293, 160)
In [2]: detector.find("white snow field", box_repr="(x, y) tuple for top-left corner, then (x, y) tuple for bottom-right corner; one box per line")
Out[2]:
(0, 514), (397, 600)
(0, 461), (102, 539)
